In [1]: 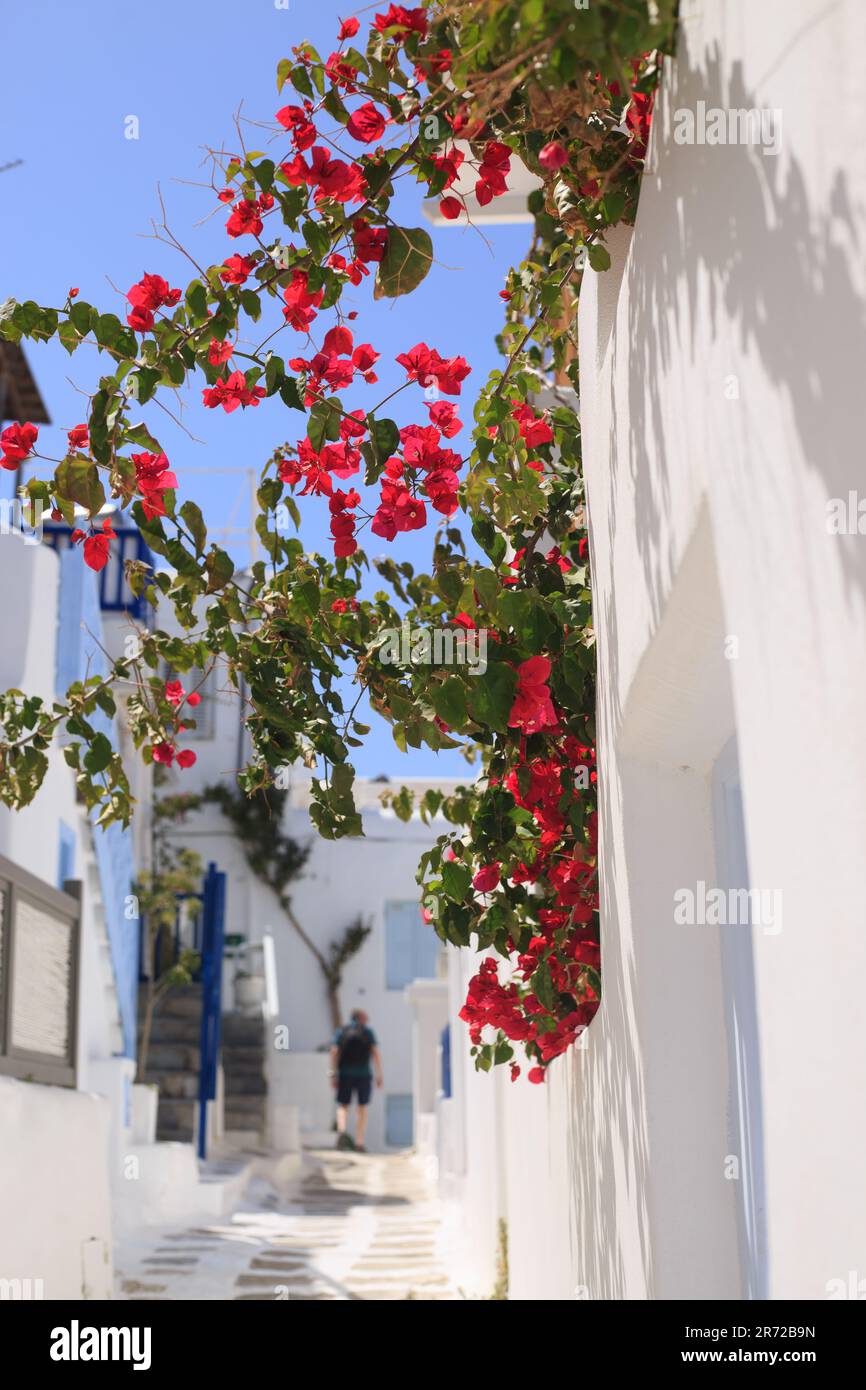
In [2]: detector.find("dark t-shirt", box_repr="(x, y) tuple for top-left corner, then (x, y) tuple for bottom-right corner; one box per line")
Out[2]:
(334, 1022), (377, 1077)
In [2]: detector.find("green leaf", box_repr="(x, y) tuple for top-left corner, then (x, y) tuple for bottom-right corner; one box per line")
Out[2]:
(467, 662), (517, 732)
(54, 457), (105, 518)
(279, 376), (304, 411)
(205, 547), (234, 593)
(431, 676), (468, 730)
(441, 861), (472, 902)
(180, 500), (207, 556)
(587, 243), (611, 273)
(531, 959), (557, 1012)
(374, 226), (434, 300)
(83, 732), (114, 776)
(295, 577), (320, 617)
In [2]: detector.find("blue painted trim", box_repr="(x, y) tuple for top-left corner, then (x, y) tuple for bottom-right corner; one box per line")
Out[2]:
(57, 820), (76, 892)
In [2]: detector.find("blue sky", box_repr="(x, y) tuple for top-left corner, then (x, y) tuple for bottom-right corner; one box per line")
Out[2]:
(1, 0), (529, 776)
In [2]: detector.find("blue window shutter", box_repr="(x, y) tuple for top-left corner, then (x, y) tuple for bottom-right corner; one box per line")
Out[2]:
(385, 1093), (413, 1147)
(385, 901), (416, 989)
(385, 900), (439, 989)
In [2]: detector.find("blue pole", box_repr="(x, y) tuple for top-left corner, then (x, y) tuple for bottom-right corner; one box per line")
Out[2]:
(197, 862), (227, 1161)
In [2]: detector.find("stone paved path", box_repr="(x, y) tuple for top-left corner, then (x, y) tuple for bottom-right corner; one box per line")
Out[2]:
(115, 1149), (462, 1301)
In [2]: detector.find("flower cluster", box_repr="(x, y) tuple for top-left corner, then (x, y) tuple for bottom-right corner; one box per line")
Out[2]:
(1, 421), (38, 470)
(126, 273), (181, 333)
(150, 678), (201, 770)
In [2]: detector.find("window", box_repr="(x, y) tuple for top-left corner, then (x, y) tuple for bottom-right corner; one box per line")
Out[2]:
(0, 852), (80, 1087)
(384, 900), (439, 990)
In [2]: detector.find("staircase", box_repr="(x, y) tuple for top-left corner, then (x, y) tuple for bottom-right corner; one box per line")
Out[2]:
(140, 985), (267, 1143)
(141, 985), (202, 1142)
(222, 1012), (267, 1139)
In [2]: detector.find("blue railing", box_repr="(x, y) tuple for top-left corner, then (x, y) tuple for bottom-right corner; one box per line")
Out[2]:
(43, 510), (155, 624)
(54, 546), (139, 1059)
(198, 862), (227, 1160)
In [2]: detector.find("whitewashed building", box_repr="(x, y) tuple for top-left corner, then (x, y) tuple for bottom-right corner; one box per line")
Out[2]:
(429, 0), (866, 1302)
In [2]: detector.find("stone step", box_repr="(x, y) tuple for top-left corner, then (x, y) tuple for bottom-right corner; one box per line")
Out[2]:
(146, 1015), (202, 1045)
(222, 1050), (265, 1072)
(145, 1071), (198, 1099)
(138, 985), (203, 1020)
(156, 1097), (196, 1137)
(224, 1071), (266, 1096)
(143, 1042), (200, 1072)
(222, 1015), (265, 1045)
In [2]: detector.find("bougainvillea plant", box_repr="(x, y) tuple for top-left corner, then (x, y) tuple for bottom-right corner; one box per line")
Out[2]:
(0, 0), (675, 1081)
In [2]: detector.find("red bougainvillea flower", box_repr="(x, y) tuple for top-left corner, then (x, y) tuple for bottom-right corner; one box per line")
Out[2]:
(219, 254), (256, 286)
(324, 51), (361, 91)
(337, 16), (360, 39)
(331, 597), (359, 614)
(509, 656), (559, 735)
(439, 196), (463, 220)
(207, 338), (234, 366)
(373, 4), (428, 40)
(626, 85), (654, 160)
(306, 146), (367, 203)
(66, 423), (89, 452)
(73, 515), (116, 573)
(416, 49), (453, 81)
(475, 140), (511, 206)
(126, 273), (181, 332)
(69, 287), (79, 298)
(539, 141), (568, 170)
(201, 371), (266, 413)
(281, 269), (325, 331)
(346, 101), (386, 144)
(352, 219), (388, 263)
(176, 749), (197, 769)
(472, 863), (501, 893)
(432, 146), (464, 190)
(276, 104), (317, 150)
(151, 741), (175, 766)
(527, 1067), (546, 1085)
(186, 691), (201, 708)
(1, 421), (39, 468)
(165, 679), (185, 706)
(226, 197), (264, 239)
(427, 401), (461, 437)
(130, 451), (178, 519)
(396, 343), (471, 395)
(512, 401), (554, 448)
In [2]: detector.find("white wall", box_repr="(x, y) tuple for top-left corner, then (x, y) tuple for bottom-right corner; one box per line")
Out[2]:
(0, 1076), (113, 1299)
(443, 0), (866, 1300)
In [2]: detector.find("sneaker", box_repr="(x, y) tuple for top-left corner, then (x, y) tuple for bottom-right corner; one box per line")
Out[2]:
(355, 1145), (367, 1154)
(336, 1132), (355, 1151)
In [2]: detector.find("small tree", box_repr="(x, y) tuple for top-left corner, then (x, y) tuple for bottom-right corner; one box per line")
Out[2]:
(163, 784), (370, 1031)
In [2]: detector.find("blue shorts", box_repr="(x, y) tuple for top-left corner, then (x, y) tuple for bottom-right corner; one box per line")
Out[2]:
(337, 1073), (372, 1106)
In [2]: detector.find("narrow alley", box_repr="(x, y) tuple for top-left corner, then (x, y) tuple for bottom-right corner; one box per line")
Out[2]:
(114, 1149), (465, 1302)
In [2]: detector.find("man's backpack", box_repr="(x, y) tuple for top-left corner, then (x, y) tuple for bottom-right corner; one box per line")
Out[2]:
(338, 1021), (372, 1070)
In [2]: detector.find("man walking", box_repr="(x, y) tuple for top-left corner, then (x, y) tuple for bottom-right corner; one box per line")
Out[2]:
(330, 1008), (382, 1152)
